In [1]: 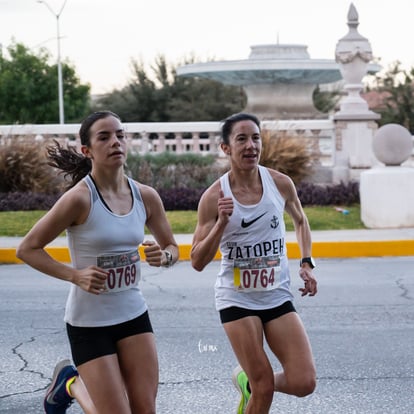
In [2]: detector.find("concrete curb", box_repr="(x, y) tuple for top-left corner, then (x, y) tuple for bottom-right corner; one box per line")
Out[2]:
(2, 240), (414, 264)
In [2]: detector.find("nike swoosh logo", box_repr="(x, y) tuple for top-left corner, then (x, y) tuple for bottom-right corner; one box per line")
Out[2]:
(241, 212), (267, 228)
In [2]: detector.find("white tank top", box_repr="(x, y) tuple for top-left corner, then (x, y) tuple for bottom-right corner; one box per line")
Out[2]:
(64, 175), (147, 327)
(215, 166), (293, 311)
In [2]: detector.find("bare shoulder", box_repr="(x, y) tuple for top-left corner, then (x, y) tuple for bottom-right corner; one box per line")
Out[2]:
(131, 181), (165, 224)
(56, 180), (91, 224)
(30, 180), (91, 231)
(200, 179), (221, 206)
(55, 180), (90, 210)
(265, 167), (296, 199)
(132, 181), (161, 203)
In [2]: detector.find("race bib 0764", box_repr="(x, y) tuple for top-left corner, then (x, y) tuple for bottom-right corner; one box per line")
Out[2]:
(97, 249), (141, 294)
(233, 255), (281, 292)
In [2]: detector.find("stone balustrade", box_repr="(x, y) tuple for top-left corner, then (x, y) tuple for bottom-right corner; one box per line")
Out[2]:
(0, 119), (336, 166)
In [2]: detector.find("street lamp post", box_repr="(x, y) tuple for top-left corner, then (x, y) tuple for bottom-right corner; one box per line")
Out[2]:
(37, 0), (68, 124)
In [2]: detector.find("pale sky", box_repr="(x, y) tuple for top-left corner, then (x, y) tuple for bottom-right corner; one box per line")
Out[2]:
(1, 0), (413, 94)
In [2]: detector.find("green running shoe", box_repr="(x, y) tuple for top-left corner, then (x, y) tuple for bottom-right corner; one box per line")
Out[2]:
(232, 365), (251, 414)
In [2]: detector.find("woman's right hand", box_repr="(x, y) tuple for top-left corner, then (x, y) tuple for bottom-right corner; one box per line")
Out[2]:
(217, 189), (234, 225)
(73, 266), (108, 295)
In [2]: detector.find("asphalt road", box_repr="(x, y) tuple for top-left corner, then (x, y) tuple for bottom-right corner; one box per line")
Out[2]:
(1, 258), (413, 413)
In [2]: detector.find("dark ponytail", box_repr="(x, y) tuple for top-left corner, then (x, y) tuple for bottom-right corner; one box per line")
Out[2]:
(46, 140), (91, 190)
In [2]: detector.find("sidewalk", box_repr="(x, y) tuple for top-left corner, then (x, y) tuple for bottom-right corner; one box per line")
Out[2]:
(1, 228), (414, 264)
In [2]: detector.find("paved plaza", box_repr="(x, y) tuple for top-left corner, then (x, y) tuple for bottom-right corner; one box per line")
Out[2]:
(0, 258), (413, 413)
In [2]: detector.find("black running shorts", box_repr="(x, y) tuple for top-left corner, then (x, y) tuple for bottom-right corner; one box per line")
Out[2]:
(66, 311), (153, 366)
(219, 301), (296, 324)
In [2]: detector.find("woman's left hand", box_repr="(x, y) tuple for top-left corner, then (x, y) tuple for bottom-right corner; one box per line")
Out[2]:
(298, 266), (318, 296)
(142, 240), (163, 267)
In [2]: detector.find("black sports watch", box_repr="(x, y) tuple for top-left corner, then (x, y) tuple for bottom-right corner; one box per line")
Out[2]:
(164, 250), (173, 267)
(300, 257), (316, 269)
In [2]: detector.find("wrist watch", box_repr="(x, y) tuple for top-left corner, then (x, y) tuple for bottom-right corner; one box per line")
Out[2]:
(164, 250), (173, 267)
(300, 257), (316, 269)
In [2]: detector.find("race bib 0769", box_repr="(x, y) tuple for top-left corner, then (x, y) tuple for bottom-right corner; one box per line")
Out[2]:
(97, 249), (141, 294)
(233, 255), (281, 292)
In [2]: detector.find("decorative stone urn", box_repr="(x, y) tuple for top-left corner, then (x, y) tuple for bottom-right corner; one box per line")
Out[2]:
(334, 3), (379, 120)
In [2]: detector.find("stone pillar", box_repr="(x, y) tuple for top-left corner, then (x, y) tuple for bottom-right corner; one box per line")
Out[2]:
(209, 133), (218, 155)
(141, 132), (149, 154)
(333, 119), (380, 182)
(158, 133), (166, 152)
(192, 134), (200, 153)
(175, 133), (183, 154)
(333, 3), (380, 183)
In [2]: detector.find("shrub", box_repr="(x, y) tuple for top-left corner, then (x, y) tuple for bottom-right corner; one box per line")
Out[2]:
(126, 152), (227, 189)
(0, 182), (360, 211)
(158, 187), (206, 210)
(0, 192), (60, 211)
(0, 140), (360, 211)
(297, 181), (360, 206)
(259, 129), (316, 185)
(0, 140), (61, 194)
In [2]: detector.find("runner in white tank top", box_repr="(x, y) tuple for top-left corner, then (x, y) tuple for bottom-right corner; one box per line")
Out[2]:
(64, 174), (148, 327)
(17, 111), (178, 414)
(191, 112), (317, 414)
(216, 165), (293, 311)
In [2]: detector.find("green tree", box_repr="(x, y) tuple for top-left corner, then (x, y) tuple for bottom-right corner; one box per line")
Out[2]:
(94, 59), (158, 122)
(168, 74), (246, 121)
(0, 42), (90, 124)
(313, 85), (341, 114)
(368, 61), (414, 133)
(93, 55), (246, 122)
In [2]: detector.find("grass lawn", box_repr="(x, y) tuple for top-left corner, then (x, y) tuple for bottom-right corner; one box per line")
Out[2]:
(0, 205), (365, 237)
